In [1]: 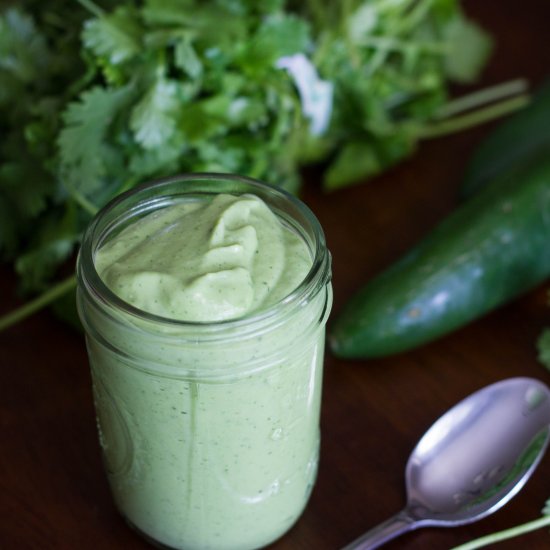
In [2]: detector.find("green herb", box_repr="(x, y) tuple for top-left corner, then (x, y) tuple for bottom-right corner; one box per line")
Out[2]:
(450, 498), (550, 550)
(0, 0), (527, 329)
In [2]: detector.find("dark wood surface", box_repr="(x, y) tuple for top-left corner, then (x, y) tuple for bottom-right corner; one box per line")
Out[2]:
(2, 1), (550, 548)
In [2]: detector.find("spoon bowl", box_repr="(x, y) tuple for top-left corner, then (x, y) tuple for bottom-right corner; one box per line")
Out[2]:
(343, 377), (550, 549)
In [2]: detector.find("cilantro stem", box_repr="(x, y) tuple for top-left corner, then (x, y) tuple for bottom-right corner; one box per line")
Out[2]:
(63, 182), (99, 216)
(0, 274), (77, 333)
(450, 514), (550, 550)
(75, 0), (104, 17)
(435, 78), (529, 119)
(398, 0), (432, 33)
(73, 192), (99, 216)
(418, 94), (530, 139)
(341, 0), (361, 68)
(358, 36), (447, 54)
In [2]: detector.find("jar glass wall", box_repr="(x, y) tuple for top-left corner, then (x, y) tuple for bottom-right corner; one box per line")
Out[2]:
(77, 174), (332, 550)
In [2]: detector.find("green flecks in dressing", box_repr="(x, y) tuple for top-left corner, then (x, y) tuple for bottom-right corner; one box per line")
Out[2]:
(88, 192), (326, 550)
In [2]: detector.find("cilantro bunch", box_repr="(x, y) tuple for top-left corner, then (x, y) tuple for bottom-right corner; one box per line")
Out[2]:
(0, 0), (526, 328)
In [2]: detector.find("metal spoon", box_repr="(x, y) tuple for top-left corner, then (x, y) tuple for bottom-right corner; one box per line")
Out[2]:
(343, 377), (550, 550)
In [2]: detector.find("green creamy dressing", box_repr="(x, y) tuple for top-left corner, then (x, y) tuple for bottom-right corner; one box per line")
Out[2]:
(95, 193), (312, 321)
(89, 193), (328, 550)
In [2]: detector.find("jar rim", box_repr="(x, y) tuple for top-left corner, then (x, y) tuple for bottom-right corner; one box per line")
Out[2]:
(78, 172), (330, 333)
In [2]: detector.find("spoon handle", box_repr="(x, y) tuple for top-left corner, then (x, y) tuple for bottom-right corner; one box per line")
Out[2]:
(341, 509), (416, 550)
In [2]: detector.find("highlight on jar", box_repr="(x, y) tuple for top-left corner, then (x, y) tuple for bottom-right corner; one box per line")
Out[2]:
(76, 173), (333, 550)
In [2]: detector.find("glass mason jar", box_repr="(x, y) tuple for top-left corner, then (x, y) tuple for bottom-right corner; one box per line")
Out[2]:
(76, 174), (332, 550)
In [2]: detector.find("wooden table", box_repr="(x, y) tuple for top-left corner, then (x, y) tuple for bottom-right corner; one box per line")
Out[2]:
(2, 1), (550, 548)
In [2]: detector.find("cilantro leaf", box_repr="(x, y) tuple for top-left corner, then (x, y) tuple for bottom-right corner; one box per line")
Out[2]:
(57, 84), (134, 196)
(15, 203), (78, 292)
(174, 37), (203, 79)
(443, 16), (493, 83)
(82, 6), (143, 66)
(130, 78), (180, 149)
(0, 160), (53, 219)
(0, 8), (50, 84)
(0, 0), (516, 329)
(239, 13), (311, 73)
